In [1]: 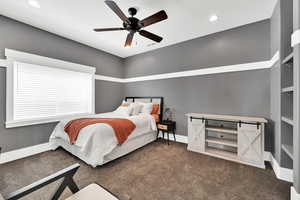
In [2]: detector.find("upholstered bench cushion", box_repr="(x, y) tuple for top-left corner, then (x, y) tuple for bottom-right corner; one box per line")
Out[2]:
(66, 184), (119, 200)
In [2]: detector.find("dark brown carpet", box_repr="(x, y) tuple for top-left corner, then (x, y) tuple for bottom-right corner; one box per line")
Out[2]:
(0, 141), (291, 200)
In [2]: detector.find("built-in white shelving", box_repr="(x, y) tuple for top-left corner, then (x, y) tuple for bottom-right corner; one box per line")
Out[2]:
(282, 116), (294, 126)
(282, 86), (294, 93)
(282, 144), (294, 160)
(282, 53), (293, 64)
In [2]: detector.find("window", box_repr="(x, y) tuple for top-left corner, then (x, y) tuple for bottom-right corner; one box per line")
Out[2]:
(5, 49), (95, 128)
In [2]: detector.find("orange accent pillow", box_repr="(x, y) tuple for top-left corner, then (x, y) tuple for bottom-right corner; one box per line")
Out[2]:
(152, 114), (160, 123)
(151, 104), (160, 114)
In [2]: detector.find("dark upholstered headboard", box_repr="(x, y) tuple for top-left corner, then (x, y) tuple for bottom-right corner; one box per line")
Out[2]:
(125, 97), (164, 122)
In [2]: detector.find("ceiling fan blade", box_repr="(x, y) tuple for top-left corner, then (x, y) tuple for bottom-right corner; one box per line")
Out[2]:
(139, 10), (168, 28)
(105, 0), (130, 24)
(125, 32), (134, 47)
(139, 30), (163, 43)
(94, 28), (125, 32)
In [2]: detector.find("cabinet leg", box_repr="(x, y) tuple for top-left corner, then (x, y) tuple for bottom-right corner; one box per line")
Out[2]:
(156, 130), (159, 140)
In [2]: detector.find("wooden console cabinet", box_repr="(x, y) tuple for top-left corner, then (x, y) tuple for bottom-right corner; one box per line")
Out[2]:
(186, 113), (267, 169)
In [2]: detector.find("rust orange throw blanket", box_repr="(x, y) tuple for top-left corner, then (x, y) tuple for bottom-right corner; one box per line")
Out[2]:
(64, 118), (136, 145)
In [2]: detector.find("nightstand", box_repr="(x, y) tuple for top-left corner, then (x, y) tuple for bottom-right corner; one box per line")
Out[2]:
(157, 120), (176, 145)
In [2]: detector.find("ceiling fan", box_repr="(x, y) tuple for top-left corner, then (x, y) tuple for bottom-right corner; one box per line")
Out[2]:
(94, 0), (168, 47)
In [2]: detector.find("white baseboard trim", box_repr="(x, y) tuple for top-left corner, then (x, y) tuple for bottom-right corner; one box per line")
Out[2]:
(0, 143), (51, 164)
(158, 134), (272, 162)
(291, 187), (300, 200)
(269, 154), (293, 182)
(0, 136), (292, 184)
(264, 151), (271, 162)
(157, 132), (188, 144)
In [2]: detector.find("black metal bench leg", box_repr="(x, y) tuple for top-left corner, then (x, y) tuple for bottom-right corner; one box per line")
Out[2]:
(50, 172), (79, 200)
(5, 164), (80, 200)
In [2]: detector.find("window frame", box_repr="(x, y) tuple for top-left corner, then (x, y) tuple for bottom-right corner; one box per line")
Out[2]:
(5, 49), (96, 128)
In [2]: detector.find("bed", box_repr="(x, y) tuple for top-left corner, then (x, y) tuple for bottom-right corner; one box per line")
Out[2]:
(49, 97), (164, 167)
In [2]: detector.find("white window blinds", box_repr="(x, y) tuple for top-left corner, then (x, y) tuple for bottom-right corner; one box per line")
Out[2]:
(13, 62), (93, 121)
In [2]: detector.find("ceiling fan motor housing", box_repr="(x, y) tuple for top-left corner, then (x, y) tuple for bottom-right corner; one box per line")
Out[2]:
(123, 17), (141, 32)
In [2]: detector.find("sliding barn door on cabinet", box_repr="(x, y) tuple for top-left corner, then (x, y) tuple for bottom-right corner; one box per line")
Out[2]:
(187, 118), (205, 153)
(238, 124), (264, 166)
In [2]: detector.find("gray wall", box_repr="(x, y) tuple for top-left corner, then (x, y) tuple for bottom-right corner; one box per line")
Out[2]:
(0, 15), (124, 152)
(0, 16), (273, 153)
(124, 20), (270, 77)
(123, 20), (271, 150)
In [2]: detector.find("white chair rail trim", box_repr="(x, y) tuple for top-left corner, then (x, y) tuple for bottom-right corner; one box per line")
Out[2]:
(95, 51), (279, 83)
(292, 30), (300, 47)
(94, 74), (125, 83)
(1, 51), (279, 83)
(0, 59), (8, 68)
(5, 49), (96, 74)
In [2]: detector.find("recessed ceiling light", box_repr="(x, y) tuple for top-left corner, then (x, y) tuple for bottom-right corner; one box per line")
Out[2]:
(28, 0), (40, 8)
(209, 15), (218, 22)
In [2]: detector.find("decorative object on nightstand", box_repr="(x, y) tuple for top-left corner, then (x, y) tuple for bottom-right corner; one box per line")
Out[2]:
(157, 120), (176, 145)
(164, 107), (173, 121)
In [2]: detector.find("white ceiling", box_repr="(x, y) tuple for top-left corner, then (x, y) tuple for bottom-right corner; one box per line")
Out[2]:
(0, 0), (277, 58)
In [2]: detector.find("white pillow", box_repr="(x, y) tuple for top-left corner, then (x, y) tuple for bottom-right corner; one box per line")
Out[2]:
(114, 106), (133, 116)
(139, 102), (153, 114)
(121, 100), (132, 107)
(131, 103), (143, 115)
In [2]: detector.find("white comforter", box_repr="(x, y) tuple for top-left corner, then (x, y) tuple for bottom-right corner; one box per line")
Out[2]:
(49, 112), (157, 166)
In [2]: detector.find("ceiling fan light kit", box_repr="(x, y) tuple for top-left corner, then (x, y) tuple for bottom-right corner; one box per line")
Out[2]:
(94, 0), (168, 48)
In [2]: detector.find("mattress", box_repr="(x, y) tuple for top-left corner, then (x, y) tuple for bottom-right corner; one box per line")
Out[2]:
(49, 112), (157, 167)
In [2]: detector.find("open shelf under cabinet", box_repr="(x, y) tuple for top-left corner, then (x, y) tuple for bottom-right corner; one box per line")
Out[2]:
(206, 137), (237, 148)
(205, 126), (237, 135)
